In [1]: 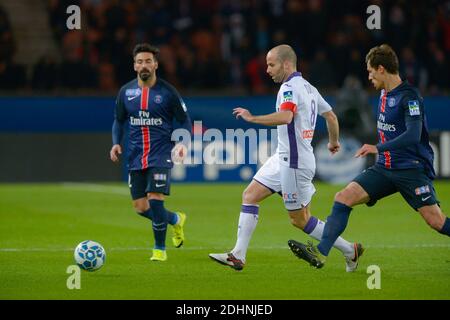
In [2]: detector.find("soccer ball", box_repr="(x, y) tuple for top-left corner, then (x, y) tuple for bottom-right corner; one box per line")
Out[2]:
(74, 240), (106, 271)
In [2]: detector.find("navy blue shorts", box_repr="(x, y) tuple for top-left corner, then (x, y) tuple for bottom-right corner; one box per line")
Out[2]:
(353, 165), (440, 211)
(128, 168), (171, 200)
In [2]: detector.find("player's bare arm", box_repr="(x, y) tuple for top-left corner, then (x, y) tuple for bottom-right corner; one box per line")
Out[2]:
(354, 144), (378, 158)
(110, 144), (122, 162)
(233, 107), (293, 126)
(321, 110), (340, 154)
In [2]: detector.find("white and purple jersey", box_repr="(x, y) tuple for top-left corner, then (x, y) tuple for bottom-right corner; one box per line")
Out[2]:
(276, 72), (332, 170)
(113, 78), (191, 170)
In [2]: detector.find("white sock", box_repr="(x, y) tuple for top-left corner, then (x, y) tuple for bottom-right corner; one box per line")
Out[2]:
(307, 218), (354, 257)
(231, 204), (259, 262)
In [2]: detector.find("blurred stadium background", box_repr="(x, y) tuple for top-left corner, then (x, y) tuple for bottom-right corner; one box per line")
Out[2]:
(0, 0), (449, 184)
(1, 0), (449, 301)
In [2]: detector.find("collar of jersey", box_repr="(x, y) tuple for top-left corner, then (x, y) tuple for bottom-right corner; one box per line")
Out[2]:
(386, 80), (409, 95)
(284, 72), (302, 83)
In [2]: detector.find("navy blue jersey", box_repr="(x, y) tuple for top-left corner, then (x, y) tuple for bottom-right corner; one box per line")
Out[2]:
(376, 81), (435, 178)
(114, 78), (191, 170)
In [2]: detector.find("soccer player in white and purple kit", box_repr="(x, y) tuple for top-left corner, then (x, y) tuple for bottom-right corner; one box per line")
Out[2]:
(110, 43), (191, 262)
(209, 44), (363, 271)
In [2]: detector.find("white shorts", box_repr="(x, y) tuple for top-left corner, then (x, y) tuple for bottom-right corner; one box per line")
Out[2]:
(253, 154), (316, 210)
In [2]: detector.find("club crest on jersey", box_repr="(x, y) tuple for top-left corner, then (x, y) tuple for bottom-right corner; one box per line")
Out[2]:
(125, 88), (141, 97)
(408, 100), (420, 116)
(283, 91), (293, 102)
(154, 95), (163, 104)
(388, 97), (396, 107)
(415, 185), (430, 195)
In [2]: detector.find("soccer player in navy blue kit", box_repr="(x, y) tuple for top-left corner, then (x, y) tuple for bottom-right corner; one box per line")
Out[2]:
(110, 43), (192, 261)
(289, 44), (450, 269)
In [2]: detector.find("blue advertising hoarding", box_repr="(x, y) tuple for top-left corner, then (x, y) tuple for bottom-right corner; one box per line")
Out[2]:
(1, 96), (449, 182)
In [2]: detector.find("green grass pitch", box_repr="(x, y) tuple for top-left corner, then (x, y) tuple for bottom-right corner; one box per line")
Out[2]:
(0, 182), (449, 300)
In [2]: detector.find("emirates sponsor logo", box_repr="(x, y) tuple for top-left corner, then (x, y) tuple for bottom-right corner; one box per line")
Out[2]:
(130, 117), (163, 126)
(377, 121), (396, 132)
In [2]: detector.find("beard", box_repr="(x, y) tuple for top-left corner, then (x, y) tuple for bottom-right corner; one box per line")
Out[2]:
(270, 74), (282, 83)
(139, 69), (152, 81)
(274, 70), (287, 83)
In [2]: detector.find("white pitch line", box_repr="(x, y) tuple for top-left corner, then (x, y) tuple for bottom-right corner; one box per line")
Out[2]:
(0, 244), (449, 252)
(61, 183), (129, 196)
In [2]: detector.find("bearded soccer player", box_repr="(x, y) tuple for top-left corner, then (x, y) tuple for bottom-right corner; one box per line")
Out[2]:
(110, 43), (192, 261)
(209, 44), (363, 272)
(289, 44), (450, 269)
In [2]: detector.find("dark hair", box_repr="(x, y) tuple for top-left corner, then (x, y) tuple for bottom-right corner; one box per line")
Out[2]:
(133, 43), (159, 61)
(365, 44), (399, 74)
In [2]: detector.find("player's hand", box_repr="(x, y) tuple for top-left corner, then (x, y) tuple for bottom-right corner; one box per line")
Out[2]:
(328, 141), (340, 155)
(233, 107), (253, 122)
(171, 143), (188, 164)
(110, 144), (122, 162)
(354, 144), (378, 158)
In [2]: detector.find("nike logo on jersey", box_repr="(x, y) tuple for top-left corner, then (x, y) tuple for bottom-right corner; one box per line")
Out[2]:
(155, 183), (166, 188)
(421, 195), (431, 201)
(127, 95), (140, 101)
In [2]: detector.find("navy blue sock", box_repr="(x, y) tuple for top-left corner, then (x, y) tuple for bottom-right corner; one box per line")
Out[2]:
(166, 209), (178, 225)
(439, 217), (450, 237)
(138, 208), (153, 221)
(149, 199), (168, 250)
(317, 202), (352, 256)
(144, 201), (178, 225)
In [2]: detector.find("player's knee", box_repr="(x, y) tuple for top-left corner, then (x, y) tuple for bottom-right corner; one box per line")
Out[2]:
(421, 208), (445, 231)
(426, 216), (444, 231)
(334, 189), (354, 207)
(289, 216), (305, 229)
(334, 190), (347, 204)
(242, 188), (258, 205)
(289, 210), (308, 229)
(133, 202), (147, 214)
(148, 192), (164, 201)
